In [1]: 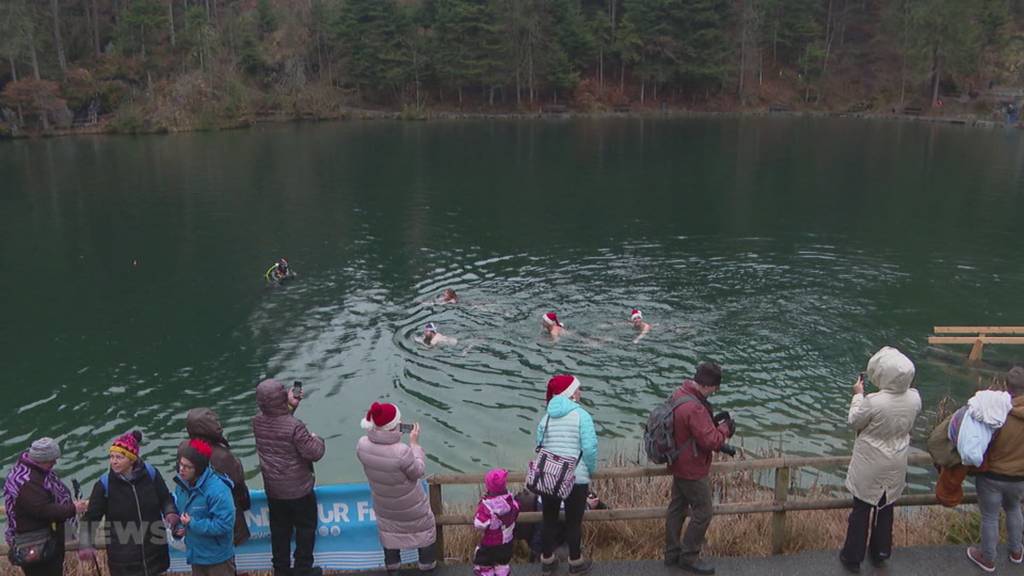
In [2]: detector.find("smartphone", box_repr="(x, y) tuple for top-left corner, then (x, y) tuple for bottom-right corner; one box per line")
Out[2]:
(291, 381), (303, 398)
(398, 423), (414, 434)
(859, 371), (867, 383)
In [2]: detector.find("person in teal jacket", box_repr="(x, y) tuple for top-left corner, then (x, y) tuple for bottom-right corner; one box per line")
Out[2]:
(535, 374), (598, 576)
(173, 439), (237, 576)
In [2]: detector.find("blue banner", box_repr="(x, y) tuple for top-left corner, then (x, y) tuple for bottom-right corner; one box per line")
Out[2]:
(170, 483), (419, 572)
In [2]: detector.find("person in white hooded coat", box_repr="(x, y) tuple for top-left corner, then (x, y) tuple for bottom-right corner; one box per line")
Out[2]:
(839, 346), (921, 572)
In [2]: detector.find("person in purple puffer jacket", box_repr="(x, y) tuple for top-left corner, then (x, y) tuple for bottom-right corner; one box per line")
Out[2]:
(252, 379), (326, 576)
(473, 469), (520, 576)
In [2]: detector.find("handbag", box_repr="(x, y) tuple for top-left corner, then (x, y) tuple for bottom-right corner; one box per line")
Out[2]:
(9, 527), (59, 567)
(525, 416), (582, 500)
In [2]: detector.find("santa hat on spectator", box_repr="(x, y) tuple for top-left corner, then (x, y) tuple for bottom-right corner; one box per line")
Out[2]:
(361, 402), (402, 431)
(630, 309), (643, 321)
(542, 312), (564, 328)
(546, 374), (581, 402)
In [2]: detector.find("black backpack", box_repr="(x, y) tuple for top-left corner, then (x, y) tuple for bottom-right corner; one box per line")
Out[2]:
(643, 393), (697, 465)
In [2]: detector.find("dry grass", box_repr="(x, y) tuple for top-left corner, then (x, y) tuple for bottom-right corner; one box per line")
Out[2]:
(0, 452), (980, 575)
(441, 452), (977, 564)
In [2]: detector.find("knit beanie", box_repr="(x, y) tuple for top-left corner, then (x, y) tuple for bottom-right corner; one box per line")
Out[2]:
(180, 438), (213, 476)
(28, 437), (61, 463)
(485, 468), (509, 496)
(109, 431), (142, 462)
(546, 374), (581, 402)
(361, 402), (401, 431)
(630, 309), (643, 321)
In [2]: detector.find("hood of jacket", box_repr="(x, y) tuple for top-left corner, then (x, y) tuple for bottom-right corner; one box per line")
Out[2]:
(482, 493), (514, 516)
(866, 346), (915, 394)
(546, 395), (581, 419)
(256, 379), (290, 417)
(186, 408), (229, 446)
(1010, 395), (1024, 420)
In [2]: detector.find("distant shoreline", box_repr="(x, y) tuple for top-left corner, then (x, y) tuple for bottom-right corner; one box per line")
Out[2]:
(2, 105), (1013, 141)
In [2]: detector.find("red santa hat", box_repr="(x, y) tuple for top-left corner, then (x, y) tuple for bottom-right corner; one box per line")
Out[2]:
(546, 374), (581, 402)
(361, 402), (402, 431)
(542, 312), (564, 328)
(630, 309), (643, 321)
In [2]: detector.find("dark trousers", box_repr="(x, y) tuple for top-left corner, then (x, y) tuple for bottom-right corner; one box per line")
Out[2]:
(840, 494), (893, 565)
(542, 483), (589, 561)
(665, 476), (713, 562)
(384, 544), (437, 570)
(268, 491), (318, 570)
(20, 555), (64, 576)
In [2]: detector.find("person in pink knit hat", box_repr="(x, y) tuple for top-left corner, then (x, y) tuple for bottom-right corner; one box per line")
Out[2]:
(473, 469), (520, 576)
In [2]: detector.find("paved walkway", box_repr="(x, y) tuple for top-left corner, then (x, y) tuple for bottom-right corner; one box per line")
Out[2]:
(355, 546), (1004, 575)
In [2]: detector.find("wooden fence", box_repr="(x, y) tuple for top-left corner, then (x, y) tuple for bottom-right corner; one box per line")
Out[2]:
(427, 452), (974, 560)
(0, 452), (975, 563)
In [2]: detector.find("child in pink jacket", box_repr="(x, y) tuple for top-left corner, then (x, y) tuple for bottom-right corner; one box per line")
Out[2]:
(474, 469), (520, 576)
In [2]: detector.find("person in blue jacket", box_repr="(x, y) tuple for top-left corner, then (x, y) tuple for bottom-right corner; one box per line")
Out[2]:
(536, 374), (598, 576)
(173, 439), (237, 576)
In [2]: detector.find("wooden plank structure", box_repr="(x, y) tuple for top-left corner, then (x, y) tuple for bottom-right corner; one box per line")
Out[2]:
(927, 326), (1024, 363)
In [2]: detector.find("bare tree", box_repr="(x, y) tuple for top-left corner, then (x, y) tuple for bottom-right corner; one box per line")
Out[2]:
(50, 0), (66, 74)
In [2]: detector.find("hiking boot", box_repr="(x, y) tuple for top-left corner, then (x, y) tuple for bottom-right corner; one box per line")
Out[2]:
(541, 555), (559, 575)
(568, 558), (592, 575)
(967, 546), (995, 573)
(664, 555), (680, 567)
(677, 557), (715, 575)
(1012, 548), (1024, 564)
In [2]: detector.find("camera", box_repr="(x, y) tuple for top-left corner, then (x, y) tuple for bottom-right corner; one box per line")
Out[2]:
(398, 423), (414, 434)
(719, 444), (737, 457)
(713, 411), (736, 437)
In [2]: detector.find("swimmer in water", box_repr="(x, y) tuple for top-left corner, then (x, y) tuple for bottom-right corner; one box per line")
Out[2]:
(630, 309), (651, 343)
(265, 258), (296, 284)
(440, 288), (458, 304)
(422, 322), (457, 347)
(542, 312), (566, 340)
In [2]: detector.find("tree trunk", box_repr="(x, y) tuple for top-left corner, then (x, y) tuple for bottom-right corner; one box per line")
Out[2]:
(528, 43), (535, 104)
(140, 25), (147, 59)
(9, 55), (17, 82)
(50, 0), (67, 74)
(931, 44), (942, 108)
(91, 0), (101, 56)
(169, 0), (176, 47)
(641, 79), (645, 104)
(27, 30), (49, 130)
(620, 60), (624, 92)
(598, 47), (604, 91)
(822, 0), (834, 76)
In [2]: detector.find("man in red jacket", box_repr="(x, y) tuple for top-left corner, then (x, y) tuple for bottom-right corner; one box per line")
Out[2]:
(665, 362), (733, 575)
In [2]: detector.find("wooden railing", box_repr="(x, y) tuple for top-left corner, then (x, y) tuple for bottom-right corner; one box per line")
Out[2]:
(0, 452), (973, 563)
(427, 452), (973, 560)
(928, 325), (1024, 362)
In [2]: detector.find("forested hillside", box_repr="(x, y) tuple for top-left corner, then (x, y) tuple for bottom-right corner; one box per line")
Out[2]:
(2, 0), (1023, 133)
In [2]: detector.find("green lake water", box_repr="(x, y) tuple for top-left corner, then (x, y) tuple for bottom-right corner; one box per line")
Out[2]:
(2, 117), (1023, 490)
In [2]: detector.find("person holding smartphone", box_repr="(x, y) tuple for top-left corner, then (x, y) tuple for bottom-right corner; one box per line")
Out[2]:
(252, 379), (326, 576)
(356, 402), (437, 575)
(839, 347), (921, 573)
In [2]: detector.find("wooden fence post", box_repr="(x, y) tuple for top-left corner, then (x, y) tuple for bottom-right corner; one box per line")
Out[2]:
(771, 466), (790, 555)
(429, 483), (445, 564)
